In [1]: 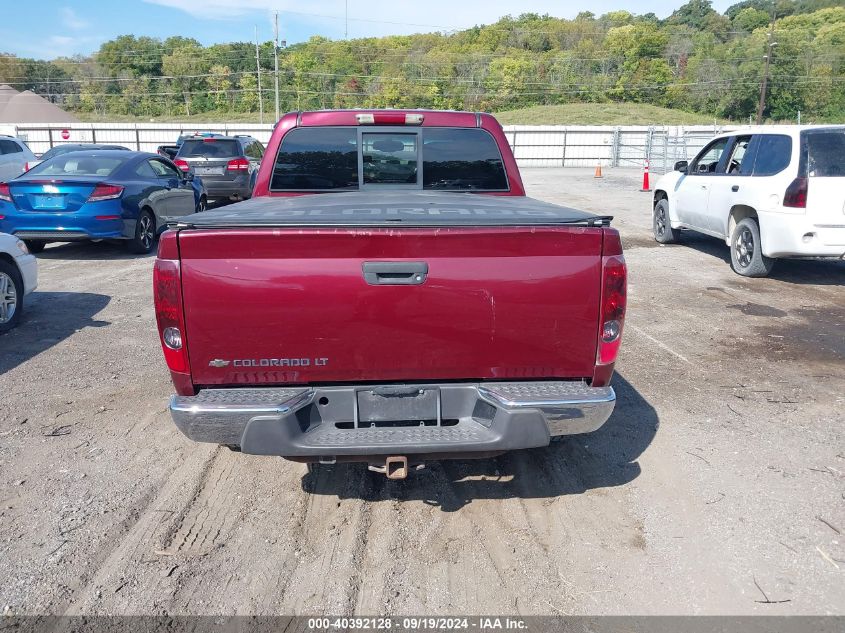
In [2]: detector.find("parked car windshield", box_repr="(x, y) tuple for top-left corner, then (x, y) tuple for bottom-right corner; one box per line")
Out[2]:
(178, 139), (241, 158)
(25, 154), (126, 177)
(803, 129), (845, 177)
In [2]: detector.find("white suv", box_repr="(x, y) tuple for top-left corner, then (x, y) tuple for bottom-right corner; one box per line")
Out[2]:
(0, 136), (37, 181)
(652, 126), (845, 277)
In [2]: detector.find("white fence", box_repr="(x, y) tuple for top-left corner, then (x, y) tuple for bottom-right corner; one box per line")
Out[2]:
(4, 122), (739, 174)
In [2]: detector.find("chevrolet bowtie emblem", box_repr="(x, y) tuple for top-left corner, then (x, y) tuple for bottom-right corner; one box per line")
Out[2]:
(208, 359), (231, 368)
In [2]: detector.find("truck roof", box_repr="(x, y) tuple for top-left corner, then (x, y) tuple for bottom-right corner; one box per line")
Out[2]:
(172, 191), (611, 229)
(290, 109), (488, 128)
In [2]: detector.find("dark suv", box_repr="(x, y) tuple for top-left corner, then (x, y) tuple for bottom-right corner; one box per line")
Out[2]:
(173, 134), (264, 202)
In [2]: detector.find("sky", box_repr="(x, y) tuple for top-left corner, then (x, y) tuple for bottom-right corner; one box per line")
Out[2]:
(1, 0), (737, 60)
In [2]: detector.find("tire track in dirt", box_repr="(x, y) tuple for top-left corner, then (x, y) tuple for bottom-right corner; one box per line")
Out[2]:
(162, 451), (240, 556)
(61, 444), (220, 614)
(277, 465), (375, 614)
(240, 459), (312, 614)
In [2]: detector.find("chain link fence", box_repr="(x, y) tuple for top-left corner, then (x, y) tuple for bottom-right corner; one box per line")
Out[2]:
(5, 122), (738, 174)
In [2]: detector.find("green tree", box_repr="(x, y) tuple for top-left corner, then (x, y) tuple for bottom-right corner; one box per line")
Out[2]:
(96, 35), (164, 77)
(208, 64), (233, 111)
(732, 7), (772, 32)
(668, 0), (721, 30)
(237, 72), (258, 113)
(161, 42), (210, 116)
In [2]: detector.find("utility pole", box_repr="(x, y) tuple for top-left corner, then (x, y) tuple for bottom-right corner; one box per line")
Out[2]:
(755, 10), (777, 125)
(274, 12), (280, 122)
(255, 25), (264, 124)
(345, 0), (348, 39)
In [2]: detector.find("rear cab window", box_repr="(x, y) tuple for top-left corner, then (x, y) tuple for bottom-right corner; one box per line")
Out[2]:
(800, 128), (845, 177)
(362, 133), (418, 186)
(270, 126), (508, 192)
(271, 127), (358, 191)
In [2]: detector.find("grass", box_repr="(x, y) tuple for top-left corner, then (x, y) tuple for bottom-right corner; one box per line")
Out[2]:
(494, 103), (730, 126)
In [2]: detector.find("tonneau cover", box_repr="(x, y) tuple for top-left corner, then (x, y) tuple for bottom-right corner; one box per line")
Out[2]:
(172, 191), (611, 228)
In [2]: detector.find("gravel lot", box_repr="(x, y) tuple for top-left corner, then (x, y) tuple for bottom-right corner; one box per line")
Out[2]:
(1, 168), (843, 616)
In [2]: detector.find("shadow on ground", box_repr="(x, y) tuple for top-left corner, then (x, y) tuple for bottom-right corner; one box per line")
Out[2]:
(300, 373), (658, 511)
(33, 241), (152, 262)
(0, 291), (110, 374)
(674, 233), (845, 285)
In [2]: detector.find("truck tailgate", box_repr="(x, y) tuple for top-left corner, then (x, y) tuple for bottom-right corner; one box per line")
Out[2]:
(178, 227), (603, 386)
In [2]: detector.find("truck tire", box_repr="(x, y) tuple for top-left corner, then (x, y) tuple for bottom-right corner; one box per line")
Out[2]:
(0, 260), (24, 333)
(653, 199), (678, 244)
(127, 210), (156, 254)
(23, 240), (46, 254)
(730, 217), (774, 277)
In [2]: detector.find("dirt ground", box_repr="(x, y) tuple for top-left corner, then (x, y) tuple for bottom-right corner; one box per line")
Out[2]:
(1, 168), (843, 616)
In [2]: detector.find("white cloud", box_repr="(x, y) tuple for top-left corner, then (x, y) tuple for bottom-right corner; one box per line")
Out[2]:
(49, 35), (75, 46)
(61, 6), (89, 31)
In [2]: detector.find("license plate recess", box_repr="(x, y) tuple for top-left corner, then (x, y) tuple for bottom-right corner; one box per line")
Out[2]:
(356, 387), (441, 426)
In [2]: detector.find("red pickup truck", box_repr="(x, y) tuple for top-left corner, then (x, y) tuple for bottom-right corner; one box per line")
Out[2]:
(154, 110), (626, 479)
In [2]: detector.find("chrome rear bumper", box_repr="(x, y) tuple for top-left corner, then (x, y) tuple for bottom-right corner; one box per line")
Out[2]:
(170, 381), (615, 457)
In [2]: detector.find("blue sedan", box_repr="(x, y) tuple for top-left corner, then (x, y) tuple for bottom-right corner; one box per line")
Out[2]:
(0, 150), (207, 254)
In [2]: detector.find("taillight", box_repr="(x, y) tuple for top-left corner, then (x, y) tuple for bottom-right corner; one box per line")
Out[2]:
(226, 157), (250, 171)
(174, 159), (190, 172)
(784, 177), (807, 209)
(594, 229), (627, 386)
(87, 183), (124, 202)
(598, 257), (626, 362)
(0, 183), (11, 203)
(153, 242), (189, 374)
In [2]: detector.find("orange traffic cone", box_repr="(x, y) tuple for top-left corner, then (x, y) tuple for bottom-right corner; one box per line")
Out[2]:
(594, 161), (603, 178)
(640, 159), (651, 192)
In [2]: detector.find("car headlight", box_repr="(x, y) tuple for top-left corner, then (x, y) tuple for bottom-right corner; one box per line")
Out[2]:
(15, 239), (29, 255)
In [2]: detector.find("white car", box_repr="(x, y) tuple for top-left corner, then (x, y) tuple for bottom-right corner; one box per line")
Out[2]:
(0, 232), (38, 332)
(652, 125), (845, 277)
(0, 135), (38, 180)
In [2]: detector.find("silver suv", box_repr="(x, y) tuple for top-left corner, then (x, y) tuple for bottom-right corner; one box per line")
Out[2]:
(0, 136), (37, 181)
(173, 134), (264, 203)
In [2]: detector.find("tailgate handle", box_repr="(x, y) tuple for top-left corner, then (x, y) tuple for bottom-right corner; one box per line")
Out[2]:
(362, 261), (428, 285)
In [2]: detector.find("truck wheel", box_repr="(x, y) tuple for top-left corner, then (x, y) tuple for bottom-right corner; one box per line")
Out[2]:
(127, 210), (156, 254)
(730, 217), (774, 277)
(0, 260), (24, 333)
(23, 240), (46, 254)
(653, 199), (678, 244)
